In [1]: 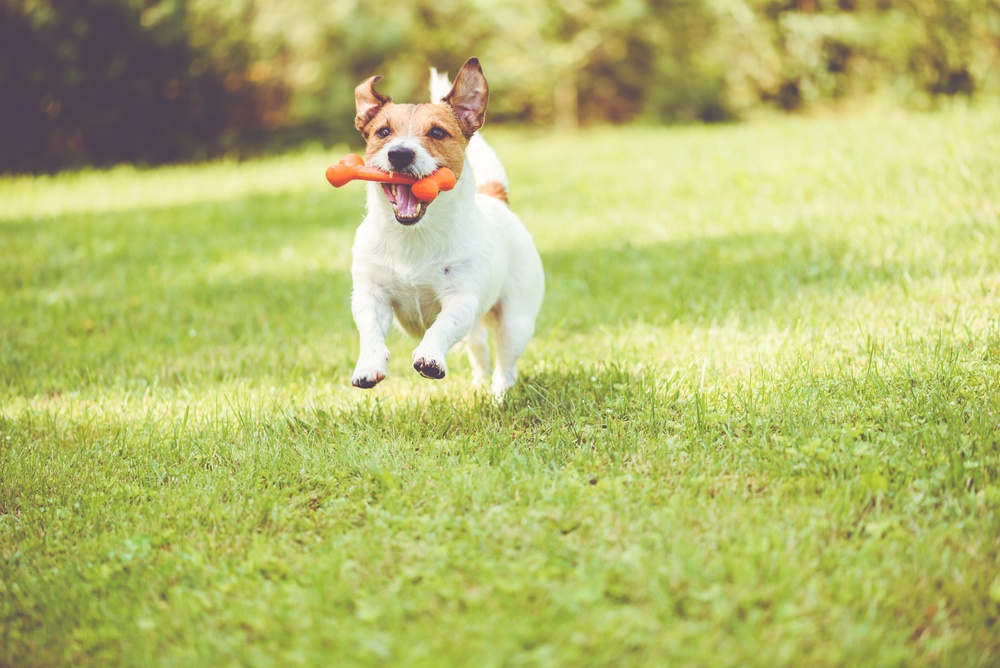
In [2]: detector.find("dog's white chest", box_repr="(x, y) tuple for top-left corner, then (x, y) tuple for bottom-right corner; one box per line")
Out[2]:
(389, 282), (443, 338)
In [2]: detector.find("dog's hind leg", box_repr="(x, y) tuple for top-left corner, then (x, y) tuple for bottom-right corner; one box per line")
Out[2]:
(463, 321), (491, 388)
(491, 312), (536, 398)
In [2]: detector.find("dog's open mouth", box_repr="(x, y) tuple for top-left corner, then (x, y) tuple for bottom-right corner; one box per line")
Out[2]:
(382, 183), (427, 225)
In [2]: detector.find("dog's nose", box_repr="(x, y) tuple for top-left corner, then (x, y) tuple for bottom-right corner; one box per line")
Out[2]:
(387, 146), (415, 170)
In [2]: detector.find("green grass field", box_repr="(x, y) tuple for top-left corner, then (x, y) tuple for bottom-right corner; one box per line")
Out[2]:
(2, 105), (999, 666)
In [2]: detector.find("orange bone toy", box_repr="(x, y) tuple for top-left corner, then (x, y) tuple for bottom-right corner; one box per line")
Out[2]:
(325, 154), (457, 203)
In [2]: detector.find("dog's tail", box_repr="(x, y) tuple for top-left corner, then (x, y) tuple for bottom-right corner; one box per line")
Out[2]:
(430, 67), (510, 205)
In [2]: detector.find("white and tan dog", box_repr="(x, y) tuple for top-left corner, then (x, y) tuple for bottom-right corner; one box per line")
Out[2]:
(348, 58), (544, 397)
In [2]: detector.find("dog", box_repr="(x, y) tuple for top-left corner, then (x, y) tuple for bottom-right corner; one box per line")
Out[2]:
(348, 58), (544, 397)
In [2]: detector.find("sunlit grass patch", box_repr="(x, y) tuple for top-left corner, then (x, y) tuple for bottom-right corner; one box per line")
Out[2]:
(2, 106), (999, 666)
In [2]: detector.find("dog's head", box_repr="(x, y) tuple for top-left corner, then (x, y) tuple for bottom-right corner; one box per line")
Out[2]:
(354, 58), (488, 225)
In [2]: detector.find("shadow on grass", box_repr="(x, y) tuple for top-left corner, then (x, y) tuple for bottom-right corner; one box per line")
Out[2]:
(540, 230), (909, 331)
(4, 350), (996, 508)
(315, 348), (999, 496)
(1, 190), (361, 394)
(325, 363), (660, 436)
(0, 187), (962, 395)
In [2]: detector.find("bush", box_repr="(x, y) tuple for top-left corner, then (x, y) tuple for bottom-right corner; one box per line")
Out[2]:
(2, 0), (996, 173)
(0, 0), (285, 173)
(711, 0), (1000, 113)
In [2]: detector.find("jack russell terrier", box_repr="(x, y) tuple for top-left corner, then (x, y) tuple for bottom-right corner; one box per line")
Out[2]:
(348, 58), (544, 397)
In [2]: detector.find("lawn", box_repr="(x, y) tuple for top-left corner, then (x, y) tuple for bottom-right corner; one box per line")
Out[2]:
(1, 104), (999, 666)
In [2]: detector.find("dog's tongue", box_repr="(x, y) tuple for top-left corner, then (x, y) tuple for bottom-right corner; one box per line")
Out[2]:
(396, 185), (420, 218)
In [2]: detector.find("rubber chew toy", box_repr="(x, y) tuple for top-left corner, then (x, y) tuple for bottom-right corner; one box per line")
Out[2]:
(326, 153), (457, 203)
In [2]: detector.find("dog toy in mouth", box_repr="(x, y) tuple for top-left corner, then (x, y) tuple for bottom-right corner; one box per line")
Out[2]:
(325, 153), (457, 203)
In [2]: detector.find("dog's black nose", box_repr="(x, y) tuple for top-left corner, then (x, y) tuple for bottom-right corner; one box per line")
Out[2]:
(387, 146), (415, 170)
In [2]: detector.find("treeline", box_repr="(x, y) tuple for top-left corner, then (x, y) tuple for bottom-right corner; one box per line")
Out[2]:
(2, 0), (998, 173)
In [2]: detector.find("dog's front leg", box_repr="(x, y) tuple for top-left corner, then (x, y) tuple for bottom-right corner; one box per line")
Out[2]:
(351, 285), (393, 389)
(411, 294), (479, 380)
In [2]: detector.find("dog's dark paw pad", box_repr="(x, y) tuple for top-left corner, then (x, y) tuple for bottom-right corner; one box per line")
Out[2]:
(352, 371), (385, 389)
(413, 358), (446, 380)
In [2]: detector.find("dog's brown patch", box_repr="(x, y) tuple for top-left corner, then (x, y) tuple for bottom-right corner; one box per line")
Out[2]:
(476, 180), (509, 204)
(362, 103), (468, 179)
(355, 76), (391, 133)
(442, 58), (489, 138)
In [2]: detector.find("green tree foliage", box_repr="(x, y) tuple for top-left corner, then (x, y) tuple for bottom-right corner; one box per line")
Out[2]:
(0, 0), (287, 172)
(274, 0), (729, 133)
(711, 0), (1000, 112)
(283, 0), (998, 136)
(2, 0), (997, 172)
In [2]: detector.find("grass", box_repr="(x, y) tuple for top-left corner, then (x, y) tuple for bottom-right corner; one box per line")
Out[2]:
(2, 104), (999, 666)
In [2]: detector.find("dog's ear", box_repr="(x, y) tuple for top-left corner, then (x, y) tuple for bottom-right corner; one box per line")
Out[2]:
(355, 76), (391, 134)
(442, 58), (488, 138)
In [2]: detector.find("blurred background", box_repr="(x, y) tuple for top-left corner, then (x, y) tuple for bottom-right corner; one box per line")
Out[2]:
(2, 0), (998, 174)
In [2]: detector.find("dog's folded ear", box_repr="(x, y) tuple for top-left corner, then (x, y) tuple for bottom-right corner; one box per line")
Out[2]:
(443, 58), (489, 138)
(355, 76), (392, 134)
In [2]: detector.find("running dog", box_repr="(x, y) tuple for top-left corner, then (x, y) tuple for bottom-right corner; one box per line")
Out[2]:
(348, 58), (544, 397)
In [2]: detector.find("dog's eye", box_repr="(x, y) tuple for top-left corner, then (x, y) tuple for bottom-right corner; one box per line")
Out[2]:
(375, 126), (392, 139)
(427, 126), (448, 140)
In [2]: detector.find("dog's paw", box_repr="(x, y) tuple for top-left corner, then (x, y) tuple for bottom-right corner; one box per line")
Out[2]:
(491, 368), (517, 400)
(352, 349), (390, 389)
(412, 355), (447, 380)
(352, 370), (385, 389)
